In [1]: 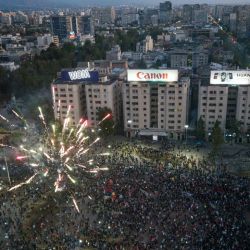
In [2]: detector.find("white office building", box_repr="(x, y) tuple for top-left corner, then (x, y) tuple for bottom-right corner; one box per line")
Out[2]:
(123, 69), (190, 140)
(198, 70), (250, 138)
(85, 76), (122, 127)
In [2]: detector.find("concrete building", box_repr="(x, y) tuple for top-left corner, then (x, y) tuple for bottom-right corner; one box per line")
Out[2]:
(77, 15), (95, 35)
(198, 70), (250, 136)
(193, 9), (208, 26)
(0, 13), (12, 25)
(236, 86), (250, 133)
(50, 15), (73, 41)
(136, 36), (154, 53)
(123, 69), (190, 140)
(52, 67), (123, 128)
(170, 51), (188, 68)
(52, 78), (86, 126)
(106, 45), (121, 61)
(198, 84), (228, 133)
(92, 7), (116, 25)
(159, 1), (172, 24)
(182, 4), (193, 23)
(192, 50), (209, 69)
(37, 34), (54, 47)
(85, 76), (122, 127)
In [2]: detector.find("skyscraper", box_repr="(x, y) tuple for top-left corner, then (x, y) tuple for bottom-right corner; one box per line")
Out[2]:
(159, 1), (172, 24)
(50, 15), (73, 41)
(78, 16), (95, 35)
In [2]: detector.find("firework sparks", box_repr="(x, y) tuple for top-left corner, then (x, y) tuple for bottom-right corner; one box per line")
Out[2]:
(72, 197), (80, 213)
(97, 113), (111, 125)
(0, 114), (9, 123)
(8, 173), (37, 192)
(3, 104), (111, 213)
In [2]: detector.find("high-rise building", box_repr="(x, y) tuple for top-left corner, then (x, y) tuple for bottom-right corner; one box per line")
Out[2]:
(51, 68), (99, 126)
(170, 51), (188, 68)
(91, 7), (116, 25)
(124, 69), (190, 140)
(198, 70), (250, 136)
(193, 9), (208, 26)
(50, 15), (73, 41)
(52, 80), (86, 126)
(51, 67), (123, 128)
(78, 15), (95, 35)
(136, 36), (154, 53)
(182, 5), (193, 23)
(192, 50), (209, 69)
(159, 1), (172, 24)
(85, 76), (122, 127)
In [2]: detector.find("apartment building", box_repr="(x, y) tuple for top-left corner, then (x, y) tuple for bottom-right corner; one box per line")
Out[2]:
(236, 86), (250, 132)
(198, 70), (250, 136)
(170, 51), (188, 68)
(51, 68), (99, 126)
(124, 69), (190, 140)
(136, 36), (154, 53)
(52, 79), (86, 126)
(52, 66), (123, 129)
(85, 76), (122, 127)
(198, 85), (228, 132)
(50, 15), (73, 41)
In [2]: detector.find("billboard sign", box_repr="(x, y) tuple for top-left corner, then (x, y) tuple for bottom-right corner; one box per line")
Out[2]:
(210, 71), (250, 85)
(127, 69), (178, 82)
(61, 68), (99, 82)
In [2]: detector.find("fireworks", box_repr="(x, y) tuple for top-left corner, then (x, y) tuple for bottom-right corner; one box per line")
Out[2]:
(0, 106), (112, 212)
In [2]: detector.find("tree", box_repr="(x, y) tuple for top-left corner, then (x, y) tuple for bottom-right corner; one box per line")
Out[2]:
(136, 59), (147, 69)
(211, 120), (224, 156)
(196, 117), (205, 141)
(96, 107), (115, 137)
(226, 119), (241, 138)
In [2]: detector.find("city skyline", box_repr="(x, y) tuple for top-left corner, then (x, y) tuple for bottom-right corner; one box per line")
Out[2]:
(1, 0), (250, 9)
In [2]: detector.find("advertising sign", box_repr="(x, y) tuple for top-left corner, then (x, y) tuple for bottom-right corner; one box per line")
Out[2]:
(127, 69), (178, 82)
(210, 71), (250, 85)
(61, 68), (99, 82)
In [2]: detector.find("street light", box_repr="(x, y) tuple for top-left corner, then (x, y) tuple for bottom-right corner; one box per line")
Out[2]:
(184, 125), (189, 144)
(127, 120), (132, 138)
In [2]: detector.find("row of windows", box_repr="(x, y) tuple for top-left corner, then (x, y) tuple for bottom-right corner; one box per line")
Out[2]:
(203, 91), (224, 94)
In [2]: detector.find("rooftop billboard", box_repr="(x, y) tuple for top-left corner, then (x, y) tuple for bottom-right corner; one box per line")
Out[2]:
(61, 68), (99, 82)
(210, 71), (250, 85)
(127, 69), (178, 82)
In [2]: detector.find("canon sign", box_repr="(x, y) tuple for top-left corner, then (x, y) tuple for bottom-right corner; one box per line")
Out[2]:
(127, 69), (178, 82)
(61, 68), (99, 82)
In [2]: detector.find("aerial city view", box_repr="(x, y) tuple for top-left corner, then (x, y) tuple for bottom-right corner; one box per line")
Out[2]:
(0, 0), (250, 249)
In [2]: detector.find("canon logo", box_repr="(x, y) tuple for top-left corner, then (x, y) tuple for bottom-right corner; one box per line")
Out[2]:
(68, 69), (90, 81)
(136, 72), (168, 80)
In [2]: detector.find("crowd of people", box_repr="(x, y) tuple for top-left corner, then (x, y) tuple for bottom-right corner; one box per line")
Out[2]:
(0, 140), (249, 249)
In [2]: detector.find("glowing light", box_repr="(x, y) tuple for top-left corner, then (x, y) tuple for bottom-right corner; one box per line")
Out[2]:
(72, 197), (80, 213)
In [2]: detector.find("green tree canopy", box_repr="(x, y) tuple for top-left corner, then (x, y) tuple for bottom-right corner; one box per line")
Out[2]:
(226, 119), (241, 137)
(96, 107), (115, 137)
(211, 120), (224, 155)
(196, 116), (205, 141)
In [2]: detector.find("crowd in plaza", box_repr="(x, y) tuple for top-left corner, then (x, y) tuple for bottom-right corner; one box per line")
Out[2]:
(0, 141), (249, 249)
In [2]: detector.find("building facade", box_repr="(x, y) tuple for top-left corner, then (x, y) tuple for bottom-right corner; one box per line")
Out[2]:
(123, 69), (190, 140)
(52, 79), (86, 126)
(85, 77), (122, 127)
(198, 70), (250, 137)
(50, 15), (73, 41)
